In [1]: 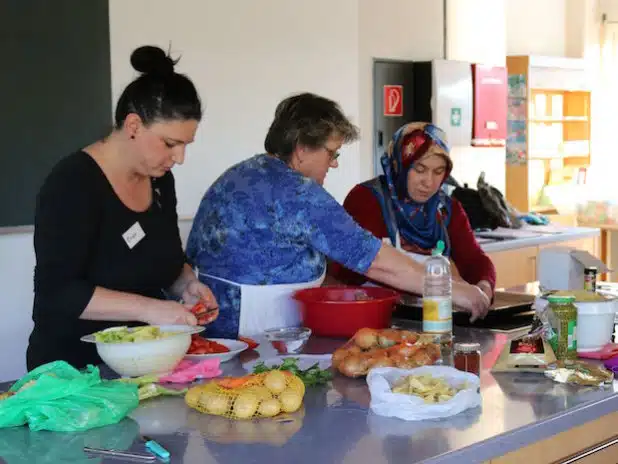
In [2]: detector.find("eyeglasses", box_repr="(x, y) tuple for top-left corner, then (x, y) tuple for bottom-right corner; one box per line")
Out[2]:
(323, 146), (340, 161)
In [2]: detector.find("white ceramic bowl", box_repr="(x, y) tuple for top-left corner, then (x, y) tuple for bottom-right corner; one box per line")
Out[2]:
(184, 338), (248, 363)
(81, 325), (204, 377)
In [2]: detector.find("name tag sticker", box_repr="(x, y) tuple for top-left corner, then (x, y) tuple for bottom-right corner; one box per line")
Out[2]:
(122, 222), (146, 249)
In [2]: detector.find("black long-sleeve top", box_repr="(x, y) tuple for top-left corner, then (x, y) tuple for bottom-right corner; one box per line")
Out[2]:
(27, 151), (185, 370)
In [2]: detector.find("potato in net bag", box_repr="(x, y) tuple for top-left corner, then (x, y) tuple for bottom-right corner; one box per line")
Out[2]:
(185, 371), (305, 420)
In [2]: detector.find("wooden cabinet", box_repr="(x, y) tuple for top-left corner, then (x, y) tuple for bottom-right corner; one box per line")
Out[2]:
(487, 247), (537, 289)
(488, 236), (599, 289)
(489, 410), (618, 463)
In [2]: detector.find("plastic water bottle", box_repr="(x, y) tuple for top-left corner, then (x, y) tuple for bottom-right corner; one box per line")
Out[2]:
(422, 240), (453, 335)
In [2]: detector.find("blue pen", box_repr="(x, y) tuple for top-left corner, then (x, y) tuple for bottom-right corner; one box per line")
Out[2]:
(142, 436), (170, 461)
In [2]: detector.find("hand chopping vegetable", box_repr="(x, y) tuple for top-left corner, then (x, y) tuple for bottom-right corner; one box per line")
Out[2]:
(190, 301), (219, 325)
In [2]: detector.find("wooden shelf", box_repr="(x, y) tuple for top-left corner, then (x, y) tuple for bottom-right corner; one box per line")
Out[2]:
(530, 117), (589, 123)
(506, 55), (591, 213)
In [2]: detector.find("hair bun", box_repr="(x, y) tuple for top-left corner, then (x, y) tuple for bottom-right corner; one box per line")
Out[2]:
(130, 45), (175, 76)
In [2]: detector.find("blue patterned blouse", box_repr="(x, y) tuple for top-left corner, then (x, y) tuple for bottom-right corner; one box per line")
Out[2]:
(186, 154), (381, 338)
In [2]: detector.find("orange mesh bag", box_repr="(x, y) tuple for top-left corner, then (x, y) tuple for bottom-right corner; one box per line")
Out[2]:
(333, 328), (442, 377)
(185, 371), (305, 420)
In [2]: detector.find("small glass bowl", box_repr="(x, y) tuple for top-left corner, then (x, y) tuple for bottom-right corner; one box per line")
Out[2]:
(264, 327), (312, 354)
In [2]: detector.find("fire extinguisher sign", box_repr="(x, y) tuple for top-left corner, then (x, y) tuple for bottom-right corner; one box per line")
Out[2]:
(383, 85), (403, 117)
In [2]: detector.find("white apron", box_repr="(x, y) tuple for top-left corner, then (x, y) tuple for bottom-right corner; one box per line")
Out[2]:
(199, 270), (326, 337)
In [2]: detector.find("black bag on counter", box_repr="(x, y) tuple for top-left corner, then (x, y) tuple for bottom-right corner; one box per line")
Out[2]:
(451, 183), (498, 230)
(451, 173), (522, 230)
(477, 173), (522, 229)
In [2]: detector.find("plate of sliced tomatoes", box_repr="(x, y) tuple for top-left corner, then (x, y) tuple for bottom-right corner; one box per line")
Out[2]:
(185, 334), (248, 363)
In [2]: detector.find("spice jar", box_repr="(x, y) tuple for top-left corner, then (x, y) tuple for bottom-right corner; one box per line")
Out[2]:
(547, 295), (578, 361)
(453, 342), (481, 376)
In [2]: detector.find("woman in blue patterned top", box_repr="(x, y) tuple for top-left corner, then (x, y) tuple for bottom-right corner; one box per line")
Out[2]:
(187, 93), (489, 338)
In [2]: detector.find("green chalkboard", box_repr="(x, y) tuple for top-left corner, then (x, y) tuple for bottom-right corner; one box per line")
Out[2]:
(0, 0), (112, 228)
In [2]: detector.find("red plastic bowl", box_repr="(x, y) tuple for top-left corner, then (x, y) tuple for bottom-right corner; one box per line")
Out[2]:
(293, 286), (400, 338)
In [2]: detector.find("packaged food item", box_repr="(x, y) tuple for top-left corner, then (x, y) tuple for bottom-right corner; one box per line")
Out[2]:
(584, 267), (598, 292)
(453, 342), (481, 376)
(545, 361), (614, 387)
(332, 328), (441, 378)
(185, 371), (305, 420)
(545, 295), (578, 361)
(492, 333), (557, 373)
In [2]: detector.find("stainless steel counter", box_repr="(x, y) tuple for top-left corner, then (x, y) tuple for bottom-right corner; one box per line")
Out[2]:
(1, 322), (617, 464)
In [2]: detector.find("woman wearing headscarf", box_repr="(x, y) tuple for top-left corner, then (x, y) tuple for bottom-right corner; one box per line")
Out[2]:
(329, 122), (495, 316)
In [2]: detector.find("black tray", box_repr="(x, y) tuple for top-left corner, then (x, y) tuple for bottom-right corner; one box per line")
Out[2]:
(393, 291), (535, 331)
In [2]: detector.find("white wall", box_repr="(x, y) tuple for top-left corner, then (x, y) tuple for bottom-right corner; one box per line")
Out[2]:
(446, 0), (508, 193)
(110, 0), (361, 215)
(506, 0), (567, 56)
(0, 0), (576, 382)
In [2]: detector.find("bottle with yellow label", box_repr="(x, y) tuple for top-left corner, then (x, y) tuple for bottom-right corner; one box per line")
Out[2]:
(422, 240), (452, 334)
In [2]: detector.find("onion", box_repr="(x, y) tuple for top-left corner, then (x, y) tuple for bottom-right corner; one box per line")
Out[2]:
(391, 354), (418, 369)
(354, 328), (378, 349)
(332, 347), (349, 369)
(378, 329), (401, 348)
(399, 330), (419, 343)
(368, 357), (395, 369)
(339, 355), (367, 377)
(347, 345), (362, 355)
(393, 343), (420, 358)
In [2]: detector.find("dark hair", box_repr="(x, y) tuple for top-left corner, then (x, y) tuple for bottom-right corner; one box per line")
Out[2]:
(114, 45), (202, 128)
(264, 92), (359, 162)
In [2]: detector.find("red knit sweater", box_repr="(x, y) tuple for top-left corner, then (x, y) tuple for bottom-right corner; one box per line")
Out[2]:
(329, 183), (496, 290)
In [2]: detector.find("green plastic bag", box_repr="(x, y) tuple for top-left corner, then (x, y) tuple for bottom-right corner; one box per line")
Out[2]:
(0, 361), (139, 432)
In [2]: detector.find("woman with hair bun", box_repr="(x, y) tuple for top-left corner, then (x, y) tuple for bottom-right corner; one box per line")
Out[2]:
(27, 45), (218, 370)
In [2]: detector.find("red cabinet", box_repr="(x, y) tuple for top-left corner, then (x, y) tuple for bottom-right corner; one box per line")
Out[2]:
(471, 64), (507, 147)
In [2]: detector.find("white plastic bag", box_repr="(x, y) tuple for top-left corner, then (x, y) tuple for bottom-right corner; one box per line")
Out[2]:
(367, 366), (481, 421)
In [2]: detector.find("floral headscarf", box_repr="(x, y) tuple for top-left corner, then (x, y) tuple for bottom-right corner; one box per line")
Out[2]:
(379, 122), (453, 255)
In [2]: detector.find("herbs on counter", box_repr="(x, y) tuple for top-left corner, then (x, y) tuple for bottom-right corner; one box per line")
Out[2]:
(252, 358), (332, 387)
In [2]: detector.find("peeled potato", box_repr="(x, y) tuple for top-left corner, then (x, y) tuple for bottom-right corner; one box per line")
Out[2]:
(244, 386), (273, 401)
(185, 386), (203, 407)
(204, 393), (231, 415)
(264, 371), (287, 394)
(233, 393), (259, 419)
(285, 374), (306, 397)
(278, 389), (303, 413)
(258, 398), (282, 417)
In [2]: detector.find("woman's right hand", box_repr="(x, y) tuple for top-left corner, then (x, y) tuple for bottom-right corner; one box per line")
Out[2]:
(452, 281), (491, 322)
(143, 300), (198, 326)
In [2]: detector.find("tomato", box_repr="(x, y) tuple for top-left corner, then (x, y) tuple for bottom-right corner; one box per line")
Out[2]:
(238, 336), (259, 350)
(271, 341), (287, 354)
(187, 335), (230, 355)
